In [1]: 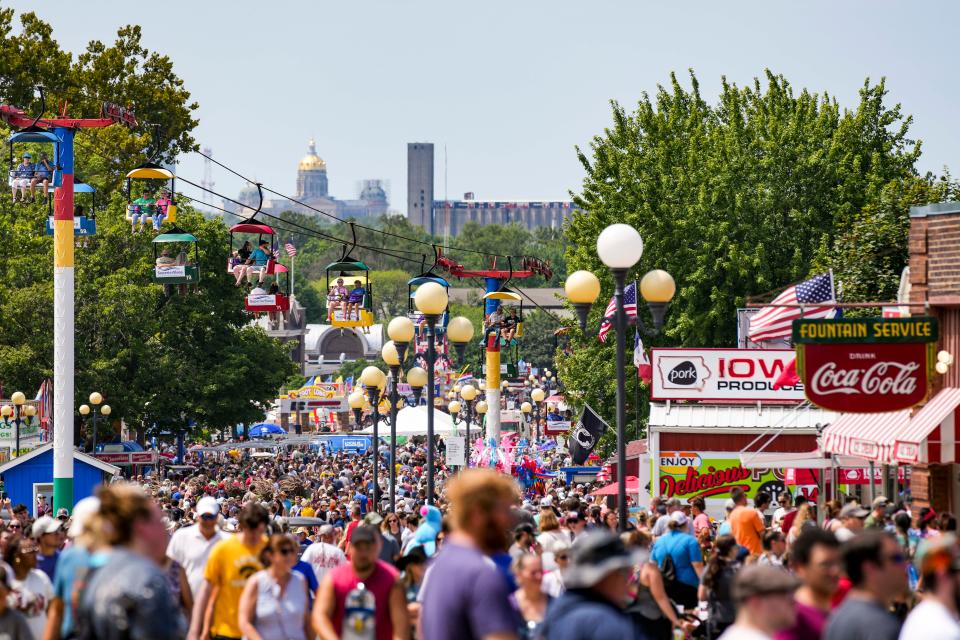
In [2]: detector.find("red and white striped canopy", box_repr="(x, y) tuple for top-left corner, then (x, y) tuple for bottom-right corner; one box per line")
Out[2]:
(821, 410), (911, 464)
(894, 388), (960, 464)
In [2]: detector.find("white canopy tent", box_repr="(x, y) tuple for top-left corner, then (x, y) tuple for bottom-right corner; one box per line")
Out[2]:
(358, 404), (465, 436)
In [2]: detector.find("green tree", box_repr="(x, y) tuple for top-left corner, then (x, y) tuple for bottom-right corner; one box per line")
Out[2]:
(562, 70), (928, 423)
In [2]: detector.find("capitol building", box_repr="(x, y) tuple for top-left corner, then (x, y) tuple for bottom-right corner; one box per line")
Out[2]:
(227, 139), (389, 220)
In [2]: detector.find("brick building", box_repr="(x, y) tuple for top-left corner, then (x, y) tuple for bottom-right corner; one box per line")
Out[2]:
(906, 201), (960, 513)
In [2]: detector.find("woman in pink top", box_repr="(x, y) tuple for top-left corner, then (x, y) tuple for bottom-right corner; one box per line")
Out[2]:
(691, 498), (711, 538)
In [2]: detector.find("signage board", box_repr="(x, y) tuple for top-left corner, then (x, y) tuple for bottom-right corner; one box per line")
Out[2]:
(657, 451), (801, 504)
(156, 265), (185, 278)
(651, 349), (804, 401)
(544, 420), (570, 436)
(445, 436), (465, 466)
(247, 294), (277, 306)
(95, 451), (158, 466)
(793, 317), (937, 413)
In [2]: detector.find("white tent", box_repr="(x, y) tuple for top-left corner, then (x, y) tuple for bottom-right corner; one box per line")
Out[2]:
(358, 404), (463, 436)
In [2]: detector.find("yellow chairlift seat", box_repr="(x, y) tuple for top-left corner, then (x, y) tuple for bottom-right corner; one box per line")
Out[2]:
(482, 288), (524, 337)
(326, 259), (374, 329)
(125, 163), (177, 224)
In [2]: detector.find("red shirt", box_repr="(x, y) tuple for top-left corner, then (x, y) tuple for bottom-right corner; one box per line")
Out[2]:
(781, 509), (799, 534)
(330, 560), (399, 640)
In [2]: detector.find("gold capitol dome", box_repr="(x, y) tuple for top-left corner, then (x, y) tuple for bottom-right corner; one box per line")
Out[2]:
(298, 138), (327, 172)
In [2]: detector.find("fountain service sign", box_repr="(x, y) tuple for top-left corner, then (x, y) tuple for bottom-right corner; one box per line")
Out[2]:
(793, 317), (937, 413)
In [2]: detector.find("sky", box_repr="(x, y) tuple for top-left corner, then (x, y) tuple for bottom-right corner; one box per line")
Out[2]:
(9, 1), (959, 213)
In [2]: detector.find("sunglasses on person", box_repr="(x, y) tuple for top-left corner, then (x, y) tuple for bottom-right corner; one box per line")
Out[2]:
(199, 513), (218, 521)
(555, 553), (570, 561)
(884, 552), (907, 566)
(275, 547), (297, 556)
(7, 524), (21, 531)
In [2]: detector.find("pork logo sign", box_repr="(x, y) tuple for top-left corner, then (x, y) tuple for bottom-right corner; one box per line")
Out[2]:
(793, 317), (937, 413)
(656, 355), (710, 392)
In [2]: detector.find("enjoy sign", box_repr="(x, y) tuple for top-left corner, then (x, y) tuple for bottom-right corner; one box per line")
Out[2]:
(794, 318), (937, 413)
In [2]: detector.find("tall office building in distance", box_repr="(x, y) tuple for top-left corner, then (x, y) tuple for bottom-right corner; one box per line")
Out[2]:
(405, 141), (577, 236)
(407, 142), (435, 233)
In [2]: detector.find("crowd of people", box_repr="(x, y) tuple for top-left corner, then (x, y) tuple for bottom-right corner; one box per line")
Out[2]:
(0, 439), (957, 639)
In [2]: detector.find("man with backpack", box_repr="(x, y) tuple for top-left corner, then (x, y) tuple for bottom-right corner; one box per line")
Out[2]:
(651, 511), (704, 608)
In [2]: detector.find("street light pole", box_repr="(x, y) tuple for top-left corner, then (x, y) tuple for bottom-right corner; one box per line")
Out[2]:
(385, 318), (414, 513)
(413, 282), (447, 505)
(565, 224), (676, 532)
(11, 392), (25, 459)
(360, 365), (387, 515)
(612, 267), (630, 532)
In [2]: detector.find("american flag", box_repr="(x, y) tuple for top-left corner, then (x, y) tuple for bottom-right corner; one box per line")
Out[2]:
(598, 281), (638, 343)
(284, 242), (297, 258)
(748, 272), (836, 343)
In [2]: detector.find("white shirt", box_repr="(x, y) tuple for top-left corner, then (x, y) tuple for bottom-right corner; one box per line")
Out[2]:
(166, 523), (225, 596)
(541, 570), (565, 598)
(301, 541), (347, 583)
(835, 527), (856, 542)
(717, 624), (772, 640)
(10, 568), (53, 640)
(900, 598), (960, 640)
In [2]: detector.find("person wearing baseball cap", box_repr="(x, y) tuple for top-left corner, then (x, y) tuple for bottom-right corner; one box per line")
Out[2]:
(313, 524), (408, 639)
(835, 503), (869, 542)
(167, 495), (225, 597)
(301, 523), (347, 584)
(865, 496), (889, 529)
(31, 516), (63, 581)
(651, 510), (704, 609)
(538, 530), (643, 639)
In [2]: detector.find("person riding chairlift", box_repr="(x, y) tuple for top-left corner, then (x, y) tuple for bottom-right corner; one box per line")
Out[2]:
(328, 278), (347, 321)
(30, 152), (54, 203)
(11, 152), (34, 202)
(131, 187), (157, 234)
(153, 187), (173, 231)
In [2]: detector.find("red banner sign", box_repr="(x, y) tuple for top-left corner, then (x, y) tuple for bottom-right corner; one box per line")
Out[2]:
(794, 318), (936, 413)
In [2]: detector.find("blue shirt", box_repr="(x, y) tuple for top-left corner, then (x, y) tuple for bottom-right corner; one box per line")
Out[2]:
(651, 530), (702, 587)
(250, 248), (269, 266)
(293, 560), (319, 606)
(718, 521), (732, 537)
(37, 549), (59, 581)
(52, 545), (92, 637)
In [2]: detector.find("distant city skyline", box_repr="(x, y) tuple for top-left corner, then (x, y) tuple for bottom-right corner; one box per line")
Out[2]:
(8, 1), (959, 217)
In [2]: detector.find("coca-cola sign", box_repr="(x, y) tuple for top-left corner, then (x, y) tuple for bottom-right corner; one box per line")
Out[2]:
(794, 318), (937, 413)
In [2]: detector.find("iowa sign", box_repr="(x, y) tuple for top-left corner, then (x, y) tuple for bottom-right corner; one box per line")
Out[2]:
(651, 349), (804, 401)
(793, 317), (937, 413)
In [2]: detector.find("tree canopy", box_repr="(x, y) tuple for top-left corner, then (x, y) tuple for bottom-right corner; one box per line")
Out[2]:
(561, 69), (955, 438)
(0, 9), (294, 439)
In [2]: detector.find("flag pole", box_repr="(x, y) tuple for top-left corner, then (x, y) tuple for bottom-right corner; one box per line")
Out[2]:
(291, 251), (295, 297)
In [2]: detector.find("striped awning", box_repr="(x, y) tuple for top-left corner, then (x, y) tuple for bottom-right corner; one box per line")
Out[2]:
(894, 388), (960, 464)
(821, 410), (911, 464)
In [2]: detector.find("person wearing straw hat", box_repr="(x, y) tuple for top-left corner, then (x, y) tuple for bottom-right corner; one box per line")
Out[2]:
(538, 530), (642, 639)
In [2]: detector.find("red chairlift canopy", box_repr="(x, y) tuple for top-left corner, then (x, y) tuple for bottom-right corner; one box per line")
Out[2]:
(230, 223), (275, 235)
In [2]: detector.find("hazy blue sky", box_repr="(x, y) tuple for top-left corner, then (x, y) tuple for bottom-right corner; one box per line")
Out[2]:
(10, 1), (959, 212)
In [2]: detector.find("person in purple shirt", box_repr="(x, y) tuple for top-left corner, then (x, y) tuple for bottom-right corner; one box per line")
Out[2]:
(418, 469), (521, 640)
(776, 528), (841, 640)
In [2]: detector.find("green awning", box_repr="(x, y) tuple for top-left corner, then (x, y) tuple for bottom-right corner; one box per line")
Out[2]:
(153, 232), (197, 243)
(326, 260), (368, 271)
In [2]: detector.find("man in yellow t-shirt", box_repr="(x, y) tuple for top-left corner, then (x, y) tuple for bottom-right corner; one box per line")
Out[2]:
(187, 502), (269, 640)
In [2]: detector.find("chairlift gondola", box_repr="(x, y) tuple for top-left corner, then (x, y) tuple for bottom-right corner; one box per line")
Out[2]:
(8, 126), (59, 203)
(325, 259), (374, 329)
(482, 286), (525, 376)
(152, 227), (200, 287)
(44, 181), (97, 237)
(246, 262), (291, 314)
(125, 162), (177, 230)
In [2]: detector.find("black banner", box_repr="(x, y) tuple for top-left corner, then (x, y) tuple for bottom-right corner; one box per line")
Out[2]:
(569, 405), (609, 465)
